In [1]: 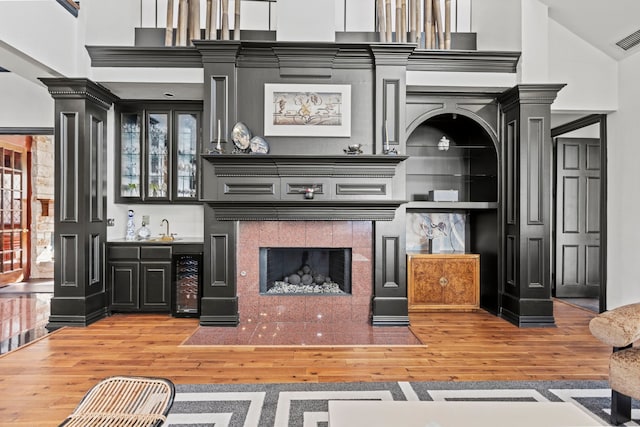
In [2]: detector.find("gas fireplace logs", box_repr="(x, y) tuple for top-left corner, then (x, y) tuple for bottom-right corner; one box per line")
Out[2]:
(268, 264), (345, 295)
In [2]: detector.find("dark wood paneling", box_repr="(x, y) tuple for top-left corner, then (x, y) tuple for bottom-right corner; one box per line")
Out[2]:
(506, 120), (517, 224)
(527, 237), (543, 288)
(383, 79), (399, 145)
(90, 116), (103, 221)
(210, 234), (230, 287)
(60, 112), (78, 222)
(41, 78), (116, 329)
(381, 235), (399, 288)
(89, 234), (100, 286)
(527, 118), (543, 224)
(210, 75), (229, 144)
(61, 234), (78, 287)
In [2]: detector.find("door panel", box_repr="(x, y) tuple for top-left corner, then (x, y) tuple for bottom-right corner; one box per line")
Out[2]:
(0, 143), (28, 285)
(555, 138), (600, 297)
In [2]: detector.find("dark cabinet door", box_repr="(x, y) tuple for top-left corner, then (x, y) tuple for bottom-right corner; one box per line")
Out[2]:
(140, 261), (171, 311)
(109, 261), (140, 310)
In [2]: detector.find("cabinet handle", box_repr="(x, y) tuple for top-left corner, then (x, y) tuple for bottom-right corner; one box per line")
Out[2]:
(439, 277), (448, 287)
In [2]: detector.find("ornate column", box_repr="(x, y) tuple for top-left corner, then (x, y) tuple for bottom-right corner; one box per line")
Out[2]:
(498, 84), (565, 327)
(40, 78), (117, 328)
(370, 44), (414, 326)
(194, 41), (241, 326)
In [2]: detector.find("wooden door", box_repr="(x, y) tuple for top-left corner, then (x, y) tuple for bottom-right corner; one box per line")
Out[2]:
(555, 138), (601, 297)
(0, 142), (28, 285)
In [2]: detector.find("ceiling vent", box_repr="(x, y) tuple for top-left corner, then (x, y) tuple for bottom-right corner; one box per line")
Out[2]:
(616, 29), (640, 51)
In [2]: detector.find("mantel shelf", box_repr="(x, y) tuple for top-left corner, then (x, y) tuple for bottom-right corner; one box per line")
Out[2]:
(202, 154), (408, 178)
(207, 200), (408, 221)
(201, 154), (408, 164)
(406, 201), (498, 210)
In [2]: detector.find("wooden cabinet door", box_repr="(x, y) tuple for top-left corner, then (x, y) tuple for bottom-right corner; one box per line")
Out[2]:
(109, 261), (140, 310)
(442, 257), (479, 307)
(408, 254), (479, 311)
(140, 261), (171, 312)
(409, 256), (445, 306)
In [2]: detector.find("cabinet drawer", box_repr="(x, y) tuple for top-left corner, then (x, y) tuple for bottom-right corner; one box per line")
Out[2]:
(281, 178), (330, 200)
(140, 246), (172, 260)
(332, 178), (391, 200)
(108, 246), (140, 260)
(217, 178), (280, 200)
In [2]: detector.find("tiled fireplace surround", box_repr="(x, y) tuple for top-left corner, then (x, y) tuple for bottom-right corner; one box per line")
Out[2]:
(236, 220), (373, 324)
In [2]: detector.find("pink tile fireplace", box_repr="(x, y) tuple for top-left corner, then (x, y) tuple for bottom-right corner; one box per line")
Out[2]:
(236, 221), (373, 324)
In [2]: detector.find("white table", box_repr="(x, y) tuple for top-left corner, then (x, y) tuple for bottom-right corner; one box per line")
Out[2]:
(328, 401), (606, 427)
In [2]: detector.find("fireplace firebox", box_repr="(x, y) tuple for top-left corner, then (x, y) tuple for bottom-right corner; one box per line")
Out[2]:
(259, 247), (352, 295)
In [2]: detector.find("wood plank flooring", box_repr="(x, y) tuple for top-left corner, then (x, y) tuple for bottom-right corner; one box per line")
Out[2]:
(0, 300), (611, 426)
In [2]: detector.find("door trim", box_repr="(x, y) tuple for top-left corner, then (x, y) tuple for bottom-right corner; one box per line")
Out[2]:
(551, 114), (607, 312)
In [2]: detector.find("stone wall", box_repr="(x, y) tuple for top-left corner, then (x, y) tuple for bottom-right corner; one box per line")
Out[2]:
(30, 135), (54, 279)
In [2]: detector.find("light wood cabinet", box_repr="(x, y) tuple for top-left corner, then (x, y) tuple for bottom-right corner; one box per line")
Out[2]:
(407, 253), (480, 312)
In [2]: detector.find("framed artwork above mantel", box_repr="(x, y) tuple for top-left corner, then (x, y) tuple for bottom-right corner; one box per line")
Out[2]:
(263, 83), (351, 137)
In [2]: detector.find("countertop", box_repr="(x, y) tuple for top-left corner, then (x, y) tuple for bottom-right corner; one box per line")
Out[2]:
(107, 237), (204, 245)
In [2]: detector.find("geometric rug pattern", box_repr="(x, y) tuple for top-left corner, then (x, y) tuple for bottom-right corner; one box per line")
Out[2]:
(165, 380), (636, 426)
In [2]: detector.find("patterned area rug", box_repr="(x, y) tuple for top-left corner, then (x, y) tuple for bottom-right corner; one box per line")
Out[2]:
(165, 380), (632, 426)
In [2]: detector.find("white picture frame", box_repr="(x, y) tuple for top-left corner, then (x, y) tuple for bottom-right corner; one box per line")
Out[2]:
(263, 83), (351, 137)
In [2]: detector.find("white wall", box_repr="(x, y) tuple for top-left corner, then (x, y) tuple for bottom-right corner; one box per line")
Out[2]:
(472, 0), (521, 52)
(606, 52), (640, 309)
(519, 0), (548, 82)
(0, 1), (78, 77)
(547, 19), (617, 113)
(0, 73), (53, 128)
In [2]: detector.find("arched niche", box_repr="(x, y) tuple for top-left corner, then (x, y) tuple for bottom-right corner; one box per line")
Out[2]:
(405, 113), (498, 204)
(404, 112), (501, 313)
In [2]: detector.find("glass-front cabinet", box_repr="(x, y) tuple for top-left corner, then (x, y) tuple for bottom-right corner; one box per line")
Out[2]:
(174, 112), (198, 200)
(116, 101), (201, 203)
(120, 113), (142, 198)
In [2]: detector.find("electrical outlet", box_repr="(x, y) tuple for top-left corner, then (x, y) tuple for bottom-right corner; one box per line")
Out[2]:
(107, 218), (115, 226)
(142, 215), (150, 225)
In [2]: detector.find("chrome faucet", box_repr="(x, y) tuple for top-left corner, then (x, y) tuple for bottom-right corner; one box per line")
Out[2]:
(160, 218), (172, 241)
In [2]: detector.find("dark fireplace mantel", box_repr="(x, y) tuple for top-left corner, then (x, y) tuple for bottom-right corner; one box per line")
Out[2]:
(201, 154), (408, 221)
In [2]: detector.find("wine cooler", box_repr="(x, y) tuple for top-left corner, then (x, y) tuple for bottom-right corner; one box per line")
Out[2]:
(172, 253), (202, 317)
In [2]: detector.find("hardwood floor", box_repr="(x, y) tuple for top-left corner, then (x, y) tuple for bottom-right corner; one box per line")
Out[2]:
(0, 299), (610, 426)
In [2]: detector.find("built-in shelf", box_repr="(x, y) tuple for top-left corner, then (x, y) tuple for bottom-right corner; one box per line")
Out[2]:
(406, 201), (498, 210)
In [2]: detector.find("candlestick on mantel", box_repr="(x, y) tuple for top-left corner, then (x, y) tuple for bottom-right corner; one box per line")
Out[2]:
(213, 119), (223, 153)
(384, 120), (390, 151)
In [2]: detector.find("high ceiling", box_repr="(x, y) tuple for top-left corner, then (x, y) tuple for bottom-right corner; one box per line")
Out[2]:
(539, 0), (640, 61)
